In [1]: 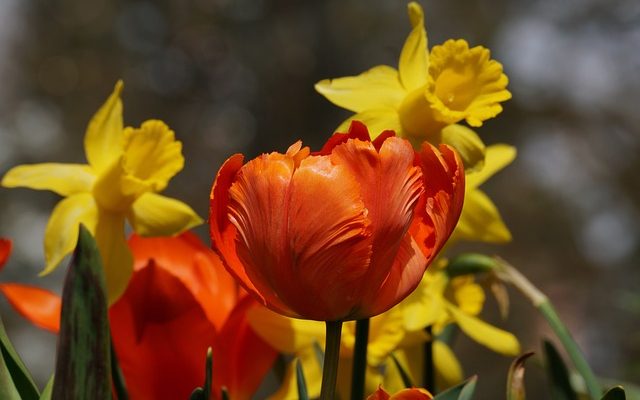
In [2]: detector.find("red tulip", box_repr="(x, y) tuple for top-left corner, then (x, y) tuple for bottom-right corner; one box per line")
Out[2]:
(367, 387), (433, 400)
(209, 121), (464, 321)
(1, 233), (277, 400)
(0, 238), (61, 332)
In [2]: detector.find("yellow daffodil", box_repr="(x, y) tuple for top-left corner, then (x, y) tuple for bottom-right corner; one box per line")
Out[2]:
(1, 81), (202, 302)
(247, 306), (426, 399)
(315, 2), (510, 170)
(454, 144), (516, 243)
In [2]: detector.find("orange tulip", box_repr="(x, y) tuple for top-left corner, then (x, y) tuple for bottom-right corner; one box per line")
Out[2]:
(0, 238), (61, 332)
(209, 121), (464, 321)
(368, 387), (433, 400)
(1, 233), (277, 400)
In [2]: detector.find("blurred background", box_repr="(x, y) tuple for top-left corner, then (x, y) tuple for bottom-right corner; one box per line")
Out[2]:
(0, 0), (639, 397)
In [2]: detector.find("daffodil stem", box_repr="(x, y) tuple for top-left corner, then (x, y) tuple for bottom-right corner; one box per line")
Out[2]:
(320, 320), (343, 400)
(496, 260), (601, 400)
(423, 325), (434, 393)
(110, 338), (129, 400)
(351, 319), (369, 400)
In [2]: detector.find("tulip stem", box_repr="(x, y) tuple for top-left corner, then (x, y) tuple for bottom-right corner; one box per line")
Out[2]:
(495, 259), (601, 400)
(423, 326), (434, 393)
(351, 319), (369, 400)
(320, 320), (343, 400)
(110, 338), (129, 400)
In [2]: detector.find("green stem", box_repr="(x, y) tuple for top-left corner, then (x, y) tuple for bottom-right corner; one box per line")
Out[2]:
(423, 326), (434, 393)
(351, 319), (369, 400)
(497, 260), (601, 400)
(110, 339), (129, 400)
(320, 320), (343, 400)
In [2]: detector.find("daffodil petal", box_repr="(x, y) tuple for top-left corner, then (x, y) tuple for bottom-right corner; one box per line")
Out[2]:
(433, 340), (463, 387)
(440, 125), (485, 172)
(269, 348), (322, 400)
(121, 120), (184, 193)
(94, 211), (133, 304)
(446, 301), (520, 356)
(1, 163), (95, 196)
(85, 81), (124, 172)
(315, 66), (405, 113)
(246, 305), (325, 354)
(42, 193), (98, 275)
(466, 144), (516, 189)
(367, 309), (407, 366)
(399, 2), (429, 91)
(336, 108), (404, 140)
(454, 188), (512, 243)
(451, 278), (485, 316)
(128, 193), (203, 237)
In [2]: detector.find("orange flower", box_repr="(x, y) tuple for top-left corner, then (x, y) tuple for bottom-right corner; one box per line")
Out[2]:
(0, 238), (61, 332)
(368, 386), (433, 400)
(209, 121), (464, 321)
(1, 233), (277, 400)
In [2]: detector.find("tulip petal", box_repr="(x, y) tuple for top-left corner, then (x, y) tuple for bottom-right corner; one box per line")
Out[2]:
(1, 163), (95, 196)
(412, 143), (465, 256)
(128, 192), (203, 237)
(94, 212), (133, 303)
(465, 144), (516, 189)
(440, 125), (486, 172)
(330, 136), (423, 313)
(399, 2), (429, 91)
(315, 66), (405, 113)
(336, 108), (404, 141)
(0, 238), (11, 270)
(85, 81), (124, 172)
(210, 154), (292, 315)
(454, 188), (512, 243)
(0, 284), (61, 332)
(42, 193), (98, 276)
(110, 263), (216, 400)
(128, 233), (238, 330)
(214, 297), (278, 400)
(446, 301), (520, 356)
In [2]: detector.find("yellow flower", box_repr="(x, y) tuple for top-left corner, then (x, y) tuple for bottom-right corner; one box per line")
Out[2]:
(247, 306), (425, 399)
(315, 2), (510, 169)
(1, 81), (202, 302)
(454, 144), (516, 243)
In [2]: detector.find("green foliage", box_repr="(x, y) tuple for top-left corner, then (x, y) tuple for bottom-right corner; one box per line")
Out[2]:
(543, 340), (578, 400)
(601, 386), (625, 400)
(189, 347), (213, 400)
(296, 358), (309, 400)
(446, 253), (498, 277)
(433, 376), (478, 400)
(51, 225), (111, 400)
(0, 314), (40, 400)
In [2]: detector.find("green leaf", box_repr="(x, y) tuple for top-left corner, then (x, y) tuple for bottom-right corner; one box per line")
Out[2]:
(0, 314), (40, 400)
(446, 253), (499, 277)
(52, 225), (111, 399)
(507, 352), (534, 400)
(39, 376), (54, 400)
(296, 359), (309, 400)
(601, 386), (625, 400)
(433, 375), (478, 400)
(390, 352), (415, 388)
(543, 340), (578, 400)
(190, 347), (213, 400)
(189, 388), (204, 400)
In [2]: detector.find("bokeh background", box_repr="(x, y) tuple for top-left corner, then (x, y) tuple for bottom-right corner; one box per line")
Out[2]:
(0, 0), (639, 397)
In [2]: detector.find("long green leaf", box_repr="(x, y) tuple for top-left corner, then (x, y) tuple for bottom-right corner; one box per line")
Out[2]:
(0, 314), (40, 400)
(296, 359), (309, 400)
(433, 376), (478, 400)
(543, 340), (578, 400)
(52, 225), (111, 400)
(39, 376), (54, 400)
(507, 352), (534, 400)
(601, 386), (625, 400)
